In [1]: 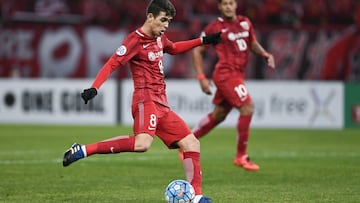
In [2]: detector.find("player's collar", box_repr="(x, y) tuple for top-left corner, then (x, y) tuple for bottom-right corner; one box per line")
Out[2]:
(136, 29), (146, 37)
(136, 28), (156, 39)
(218, 16), (238, 23)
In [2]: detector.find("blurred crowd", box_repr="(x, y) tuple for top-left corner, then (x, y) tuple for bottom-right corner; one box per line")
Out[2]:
(1, 0), (357, 28)
(0, 0), (359, 80)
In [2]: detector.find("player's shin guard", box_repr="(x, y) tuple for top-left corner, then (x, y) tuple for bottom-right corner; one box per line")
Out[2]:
(85, 136), (135, 156)
(236, 115), (252, 157)
(183, 152), (202, 195)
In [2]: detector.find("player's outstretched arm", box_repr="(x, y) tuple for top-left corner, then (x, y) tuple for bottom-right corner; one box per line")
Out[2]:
(168, 32), (222, 55)
(81, 57), (120, 104)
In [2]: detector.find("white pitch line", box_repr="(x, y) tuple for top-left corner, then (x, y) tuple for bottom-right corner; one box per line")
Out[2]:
(0, 159), (61, 165)
(255, 151), (360, 158)
(0, 151), (359, 165)
(0, 155), (170, 165)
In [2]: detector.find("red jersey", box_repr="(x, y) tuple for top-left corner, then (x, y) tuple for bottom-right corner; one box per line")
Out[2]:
(91, 29), (201, 107)
(203, 16), (257, 79)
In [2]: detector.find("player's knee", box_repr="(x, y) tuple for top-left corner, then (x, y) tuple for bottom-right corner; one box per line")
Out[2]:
(178, 134), (200, 152)
(213, 105), (231, 122)
(188, 136), (200, 149)
(240, 103), (254, 115)
(134, 133), (153, 152)
(213, 112), (227, 122)
(135, 142), (151, 152)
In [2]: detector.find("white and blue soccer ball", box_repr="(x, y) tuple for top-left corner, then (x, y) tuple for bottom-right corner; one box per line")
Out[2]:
(165, 179), (195, 203)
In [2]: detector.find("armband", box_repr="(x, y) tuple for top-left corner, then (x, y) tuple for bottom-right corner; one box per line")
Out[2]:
(197, 73), (206, 80)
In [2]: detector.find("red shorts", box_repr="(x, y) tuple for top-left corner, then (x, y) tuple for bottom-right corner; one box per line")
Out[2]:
(213, 74), (252, 108)
(132, 101), (191, 149)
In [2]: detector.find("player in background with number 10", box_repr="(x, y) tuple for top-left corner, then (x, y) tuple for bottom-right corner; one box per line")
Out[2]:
(187, 0), (275, 171)
(62, 0), (221, 202)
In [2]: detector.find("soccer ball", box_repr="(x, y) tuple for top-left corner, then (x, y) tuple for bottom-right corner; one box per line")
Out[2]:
(164, 179), (195, 203)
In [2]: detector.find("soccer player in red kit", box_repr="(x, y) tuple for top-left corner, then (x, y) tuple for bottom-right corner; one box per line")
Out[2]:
(189, 0), (275, 171)
(62, 0), (220, 202)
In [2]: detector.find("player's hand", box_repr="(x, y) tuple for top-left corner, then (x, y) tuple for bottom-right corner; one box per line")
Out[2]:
(199, 78), (212, 95)
(81, 88), (97, 104)
(202, 32), (222, 45)
(263, 52), (275, 69)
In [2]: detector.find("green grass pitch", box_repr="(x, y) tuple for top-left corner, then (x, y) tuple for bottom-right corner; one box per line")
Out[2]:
(0, 125), (359, 203)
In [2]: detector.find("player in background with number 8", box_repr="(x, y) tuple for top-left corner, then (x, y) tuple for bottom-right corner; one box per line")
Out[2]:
(62, 1), (221, 202)
(186, 0), (275, 171)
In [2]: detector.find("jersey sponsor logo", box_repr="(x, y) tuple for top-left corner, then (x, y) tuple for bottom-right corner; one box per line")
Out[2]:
(143, 43), (151, 49)
(240, 21), (249, 30)
(228, 31), (249, 41)
(116, 45), (127, 56)
(148, 51), (163, 61)
(148, 52), (156, 61)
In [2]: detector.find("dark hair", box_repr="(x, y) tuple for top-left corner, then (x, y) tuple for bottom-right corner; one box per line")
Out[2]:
(146, 0), (176, 17)
(218, 0), (237, 3)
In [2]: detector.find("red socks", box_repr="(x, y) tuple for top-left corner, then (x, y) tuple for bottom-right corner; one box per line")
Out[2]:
(193, 113), (219, 139)
(85, 136), (135, 156)
(183, 152), (202, 195)
(236, 115), (252, 157)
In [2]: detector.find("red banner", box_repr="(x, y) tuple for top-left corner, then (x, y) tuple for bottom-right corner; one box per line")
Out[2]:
(1, 24), (358, 81)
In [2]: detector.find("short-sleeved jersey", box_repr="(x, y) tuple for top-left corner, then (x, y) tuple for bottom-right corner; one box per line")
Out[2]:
(112, 29), (175, 107)
(203, 16), (257, 79)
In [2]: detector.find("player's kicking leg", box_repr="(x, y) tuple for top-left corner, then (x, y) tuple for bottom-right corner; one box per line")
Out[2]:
(62, 134), (138, 167)
(62, 143), (86, 167)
